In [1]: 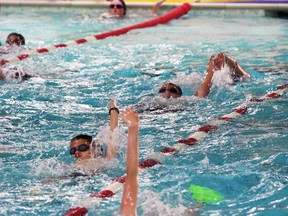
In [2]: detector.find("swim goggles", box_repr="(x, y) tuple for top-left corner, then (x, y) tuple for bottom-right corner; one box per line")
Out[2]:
(70, 144), (90, 155)
(158, 87), (178, 94)
(110, 4), (123, 9)
(6, 38), (19, 45)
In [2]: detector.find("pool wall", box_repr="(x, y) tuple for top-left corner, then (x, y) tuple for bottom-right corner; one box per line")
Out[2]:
(0, 0), (288, 10)
(1, 0), (288, 20)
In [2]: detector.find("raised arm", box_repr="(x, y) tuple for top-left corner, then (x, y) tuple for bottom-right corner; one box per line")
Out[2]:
(120, 107), (140, 216)
(151, 0), (166, 15)
(195, 55), (217, 98)
(105, 99), (119, 159)
(195, 52), (250, 98)
(223, 53), (250, 80)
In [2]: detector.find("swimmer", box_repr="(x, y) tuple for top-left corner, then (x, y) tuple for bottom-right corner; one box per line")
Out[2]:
(5, 32), (25, 46)
(0, 65), (32, 81)
(133, 53), (250, 113)
(108, 0), (127, 18)
(69, 99), (119, 174)
(120, 107), (139, 216)
(1, 32), (26, 56)
(158, 52), (251, 99)
(0, 33), (31, 81)
(158, 82), (182, 99)
(41, 100), (120, 183)
(103, 0), (165, 18)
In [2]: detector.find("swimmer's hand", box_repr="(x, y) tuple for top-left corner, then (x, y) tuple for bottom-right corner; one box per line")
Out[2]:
(209, 52), (250, 79)
(208, 52), (225, 72)
(120, 107), (139, 129)
(110, 99), (116, 109)
(224, 53), (250, 79)
(213, 53), (225, 70)
(151, 0), (166, 15)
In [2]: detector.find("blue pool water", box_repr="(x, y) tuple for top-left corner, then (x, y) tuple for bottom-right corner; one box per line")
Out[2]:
(0, 5), (288, 216)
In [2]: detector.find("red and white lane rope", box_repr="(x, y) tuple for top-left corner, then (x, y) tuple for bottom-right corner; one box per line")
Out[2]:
(65, 83), (288, 215)
(0, 3), (191, 67)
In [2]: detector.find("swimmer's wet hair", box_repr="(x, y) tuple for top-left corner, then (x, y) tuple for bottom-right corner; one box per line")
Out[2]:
(70, 134), (93, 144)
(119, 0), (127, 15)
(7, 32), (25, 45)
(17, 33), (25, 45)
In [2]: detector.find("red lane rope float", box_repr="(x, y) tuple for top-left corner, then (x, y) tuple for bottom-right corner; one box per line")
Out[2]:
(65, 83), (288, 216)
(0, 3), (191, 67)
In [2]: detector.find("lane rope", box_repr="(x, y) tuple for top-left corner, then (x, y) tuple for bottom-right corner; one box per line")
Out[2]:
(65, 83), (288, 215)
(0, 3), (191, 67)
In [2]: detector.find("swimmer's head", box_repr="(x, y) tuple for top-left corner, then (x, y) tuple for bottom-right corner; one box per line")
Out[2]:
(0, 67), (5, 80)
(109, 0), (126, 17)
(70, 134), (93, 160)
(158, 83), (182, 99)
(6, 33), (25, 46)
(1, 67), (32, 81)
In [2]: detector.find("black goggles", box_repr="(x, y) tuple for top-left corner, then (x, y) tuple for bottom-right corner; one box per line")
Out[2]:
(70, 144), (90, 155)
(110, 4), (123, 9)
(158, 87), (178, 94)
(6, 38), (19, 44)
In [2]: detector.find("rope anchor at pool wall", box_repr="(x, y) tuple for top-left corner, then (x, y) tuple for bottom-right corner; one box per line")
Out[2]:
(65, 83), (288, 215)
(0, 3), (191, 67)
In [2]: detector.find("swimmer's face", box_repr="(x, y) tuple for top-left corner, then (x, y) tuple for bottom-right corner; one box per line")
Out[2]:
(158, 83), (182, 99)
(6, 35), (21, 46)
(70, 138), (92, 160)
(109, 0), (125, 17)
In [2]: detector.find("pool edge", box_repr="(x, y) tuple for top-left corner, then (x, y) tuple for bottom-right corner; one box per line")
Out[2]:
(0, 1), (288, 10)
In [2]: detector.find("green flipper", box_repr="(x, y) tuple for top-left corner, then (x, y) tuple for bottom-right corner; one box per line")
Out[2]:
(188, 184), (224, 204)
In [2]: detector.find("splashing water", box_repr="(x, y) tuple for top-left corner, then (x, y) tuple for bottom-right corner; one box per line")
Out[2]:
(0, 5), (287, 216)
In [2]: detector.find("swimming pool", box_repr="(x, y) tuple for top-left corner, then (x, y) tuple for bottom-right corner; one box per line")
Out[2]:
(0, 4), (287, 216)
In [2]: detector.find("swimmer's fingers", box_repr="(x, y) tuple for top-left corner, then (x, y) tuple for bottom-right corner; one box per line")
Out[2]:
(120, 107), (139, 128)
(110, 99), (116, 108)
(151, 0), (166, 14)
(224, 54), (251, 78)
(121, 107), (139, 122)
(213, 53), (225, 70)
(207, 55), (214, 70)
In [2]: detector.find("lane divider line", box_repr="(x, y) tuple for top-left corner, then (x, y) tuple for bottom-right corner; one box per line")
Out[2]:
(0, 3), (192, 67)
(65, 83), (288, 215)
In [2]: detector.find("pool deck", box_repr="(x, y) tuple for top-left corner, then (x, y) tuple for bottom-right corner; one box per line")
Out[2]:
(0, 0), (287, 10)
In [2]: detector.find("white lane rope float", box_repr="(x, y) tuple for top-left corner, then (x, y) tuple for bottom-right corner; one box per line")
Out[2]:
(0, 3), (191, 67)
(65, 83), (288, 215)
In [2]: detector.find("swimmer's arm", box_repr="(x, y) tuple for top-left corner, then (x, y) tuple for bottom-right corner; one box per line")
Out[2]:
(106, 99), (119, 160)
(0, 66), (5, 80)
(151, 0), (166, 15)
(224, 53), (251, 78)
(120, 107), (139, 216)
(195, 56), (215, 98)
(196, 52), (251, 98)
